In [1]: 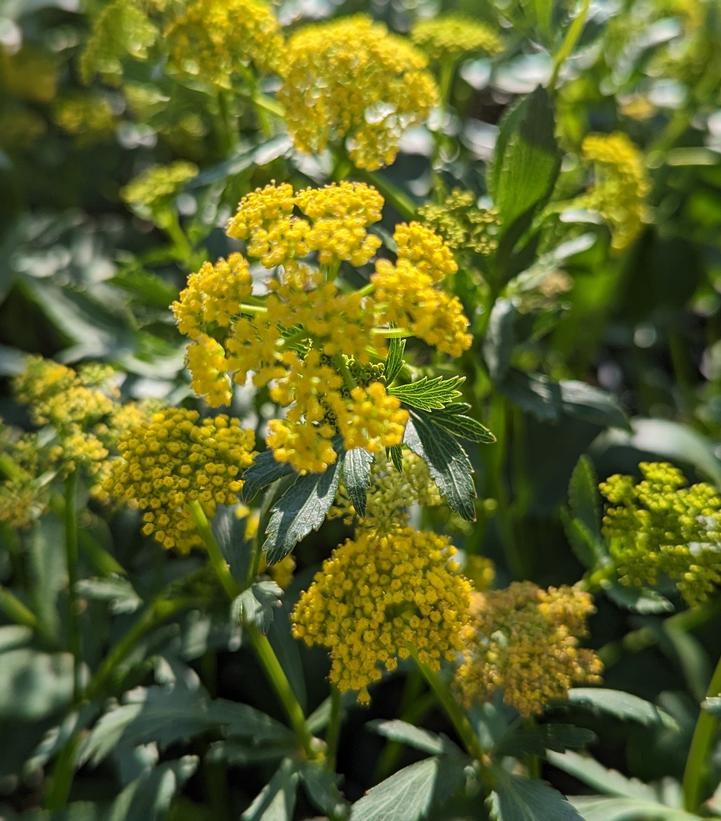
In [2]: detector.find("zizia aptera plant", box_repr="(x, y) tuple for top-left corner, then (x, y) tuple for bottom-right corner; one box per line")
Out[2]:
(1, 0), (721, 819)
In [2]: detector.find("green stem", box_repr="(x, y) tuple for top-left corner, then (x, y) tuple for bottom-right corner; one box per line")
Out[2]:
(247, 625), (317, 760)
(371, 327), (412, 339)
(161, 209), (194, 264)
(252, 92), (285, 119)
(356, 170), (417, 220)
(548, 0), (591, 92)
(189, 503), (317, 759)
(0, 586), (39, 631)
(240, 302), (269, 316)
(325, 687), (343, 771)
(682, 651), (721, 812)
(189, 501), (238, 599)
(414, 657), (485, 761)
(64, 472), (82, 703)
(357, 283), (375, 298)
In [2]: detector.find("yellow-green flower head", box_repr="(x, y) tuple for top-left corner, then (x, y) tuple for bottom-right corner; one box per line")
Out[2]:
(463, 555), (495, 592)
(1, 45), (58, 103)
(600, 462), (721, 605)
(292, 526), (472, 704)
(54, 94), (116, 143)
(456, 582), (602, 717)
(411, 15), (503, 64)
(0, 426), (51, 528)
(79, 0), (158, 86)
(121, 161), (198, 210)
(578, 132), (650, 252)
(278, 15), (438, 170)
(419, 190), (501, 257)
(101, 407), (255, 552)
(166, 0), (284, 88)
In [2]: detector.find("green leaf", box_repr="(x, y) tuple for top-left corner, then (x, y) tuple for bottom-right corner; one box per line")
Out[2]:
(262, 457), (342, 564)
(389, 444), (403, 472)
(568, 455), (601, 538)
(268, 603), (308, 711)
(0, 649), (74, 720)
(28, 515), (66, 643)
(300, 763), (348, 819)
(602, 582), (674, 615)
(368, 720), (460, 756)
(241, 450), (295, 503)
(558, 380), (630, 430)
(488, 86), (561, 234)
(342, 448), (374, 517)
(390, 375), (465, 411)
(79, 684), (292, 766)
(591, 418), (721, 488)
(384, 337), (406, 385)
(75, 576), (141, 615)
(569, 796), (700, 820)
(213, 504), (255, 583)
(703, 696), (721, 715)
(350, 756), (466, 821)
(242, 758), (299, 821)
(106, 756), (198, 821)
(496, 724), (595, 758)
(208, 739), (295, 767)
(563, 689), (679, 731)
(404, 416), (476, 520)
(417, 404), (496, 444)
(483, 298), (516, 382)
(560, 510), (607, 570)
(231, 581), (283, 633)
(488, 773), (583, 821)
(546, 751), (657, 800)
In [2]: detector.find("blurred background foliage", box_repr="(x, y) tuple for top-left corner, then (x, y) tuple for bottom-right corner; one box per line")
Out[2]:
(2, 0), (721, 818)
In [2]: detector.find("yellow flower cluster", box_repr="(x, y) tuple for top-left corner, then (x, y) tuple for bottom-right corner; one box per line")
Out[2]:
(54, 94), (116, 142)
(579, 132), (650, 252)
(166, 0), (284, 88)
(600, 462), (721, 605)
(120, 161), (198, 209)
(173, 181), (467, 473)
(411, 15), (503, 64)
(279, 16), (438, 170)
(292, 527), (472, 704)
(100, 408), (255, 552)
(0, 426), (49, 529)
(332, 451), (441, 530)
(456, 582), (602, 717)
(419, 190), (501, 258)
(79, 0), (158, 86)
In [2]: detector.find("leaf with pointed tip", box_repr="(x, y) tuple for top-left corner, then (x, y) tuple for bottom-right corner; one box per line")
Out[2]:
(385, 337), (406, 385)
(263, 458), (342, 564)
(568, 455), (601, 539)
(569, 796), (700, 820)
(414, 404), (496, 444)
(241, 450), (295, 503)
(546, 751), (656, 800)
(342, 448), (374, 517)
(390, 375), (465, 411)
(405, 416), (476, 520)
(488, 773), (583, 821)
(368, 720), (461, 757)
(563, 689), (679, 731)
(242, 758), (298, 821)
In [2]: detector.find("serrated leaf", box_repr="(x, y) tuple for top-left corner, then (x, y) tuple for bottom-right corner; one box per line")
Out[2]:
(563, 689), (679, 731)
(496, 724), (595, 758)
(488, 773), (583, 821)
(602, 582), (674, 614)
(342, 448), (374, 517)
(241, 450), (296, 503)
(350, 756), (465, 821)
(300, 763), (349, 818)
(561, 510), (607, 570)
(385, 337), (406, 385)
(79, 684), (292, 767)
(546, 751), (657, 801)
(368, 720), (460, 756)
(569, 795), (700, 820)
(483, 298), (516, 382)
(390, 375), (465, 411)
(405, 416), (476, 520)
(262, 457), (342, 564)
(414, 404), (496, 444)
(231, 581), (283, 633)
(389, 444), (403, 472)
(568, 455), (601, 538)
(242, 758), (298, 821)
(489, 86), (561, 234)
